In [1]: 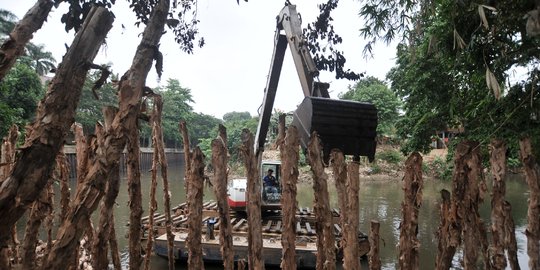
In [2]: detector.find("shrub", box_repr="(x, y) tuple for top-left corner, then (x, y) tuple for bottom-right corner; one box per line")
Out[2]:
(377, 149), (404, 164)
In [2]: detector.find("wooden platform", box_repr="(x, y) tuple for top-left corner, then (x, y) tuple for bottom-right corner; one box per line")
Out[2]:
(142, 201), (370, 268)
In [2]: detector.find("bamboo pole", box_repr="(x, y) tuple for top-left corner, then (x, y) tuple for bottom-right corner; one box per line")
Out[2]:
(368, 220), (381, 270)
(186, 147), (205, 270)
(519, 137), (540, 270)
(398, 152), (423, 270)
(212, 126), (234, 270)
(240, 129), (264, 270)
(279, 125), (300, 270)
(307, 132), (335, 270)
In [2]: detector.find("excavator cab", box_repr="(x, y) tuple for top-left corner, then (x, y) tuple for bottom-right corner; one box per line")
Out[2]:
(254, 4), (378, 162)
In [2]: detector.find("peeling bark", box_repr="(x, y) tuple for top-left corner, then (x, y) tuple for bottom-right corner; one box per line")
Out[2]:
(152, 95), (174, 270)
(279, 125), (300, 270)
(345, 160), (360, 270)
(212, 128), (234, 270)
(127, 109), (143, 270)
(0, 0), (54, 80)
(240, 129), (264, 270)
(0, 125), (18, 269)
(489, 139), (508, 270)
(273, 113), (286, 150)
(330, 150), (348, 267)
(179, 121), (191, 197)
(93, 107), (120, 270)
(398, 152), (423, 270)
(307, 132), (335, 270)
(109, 217), (122, 270)
(519, 137), (540, 270)
(186, 147), (205, 270)
(143, 122), (159, 270)
(435, 189), (454, 270)
(368, 220), (381, 270)
(503, 201), (520, 270)
(0, 5), (114, 250)
(41, 0), (169, 267)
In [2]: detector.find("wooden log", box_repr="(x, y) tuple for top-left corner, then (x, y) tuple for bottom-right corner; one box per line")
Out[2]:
(368, 220), (381, 270)
(0, 0), (54, 80)
(398, 152), (423, 270)
(239, 129), (264, 270)
(186, 147), (205, 270)
(0, 5), (114, 252)
(519, 137), (540, 270)
(503, 201), (520, 270)
(489, 139), (508, 270)
(307, 132), (335, 270)
(279, 125), (300, 270)
(211, 129), (234, 270)
(109, 217), (122, 270)
(330, 150), (349, 267)
(435, 189), (454, 270)
(42, 0), (168, 267)
(345, 159), (360, 270)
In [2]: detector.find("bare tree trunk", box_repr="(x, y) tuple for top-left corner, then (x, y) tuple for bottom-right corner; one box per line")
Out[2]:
(503, 201), (521, 270)
(369, 220), (381, 270)
(143, 122), (159, 270)
(0, 0), (54, 80)
(519, 137), (540, 270)
(212, 127), (234, 270)
(152, 95), (175, 270)
(93, 107), (121, 270)
(179, 121), (191, 197)
(0, 5), (114, 250)
(109, 216), (122, 270)
(186, 147), (205, 270)
(307, 132), (335, 270)
(240, 129), (263, 270)
(279, 125), (299, 270)
(398, 152), (423, 270)
(127, 110), (143, 270)
(435, 189), (455, 270)
(346, 160), (360, 270)
(0, 125), (18, 269)
(330, 150), (348, 268)
(41, 0), (170, 267)
(44, 182), (54, 255)
(489, 139), (508, 270)
(273, 113), (286, 149)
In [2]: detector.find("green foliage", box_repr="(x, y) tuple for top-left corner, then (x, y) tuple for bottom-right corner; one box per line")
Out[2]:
(188, 112), (222, 148)
(0, 63), (44, 137)
(20, 43), (56, 76)
(0, 9), (17, 37)
(376, 149), (403, 165)
(157, 79), (195, 147)
(339, 76), (402, 136)
(223, 112), (258, 162)
(426, 156), (453, 181)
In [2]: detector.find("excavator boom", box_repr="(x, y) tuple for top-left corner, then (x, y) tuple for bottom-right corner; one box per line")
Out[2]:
(255, 4), (377, 162)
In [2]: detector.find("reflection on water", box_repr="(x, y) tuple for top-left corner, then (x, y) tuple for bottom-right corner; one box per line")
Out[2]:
(21, 162), (531, 270)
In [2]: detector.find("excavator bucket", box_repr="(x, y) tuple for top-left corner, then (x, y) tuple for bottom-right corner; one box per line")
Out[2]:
(292, 97), (378, 162)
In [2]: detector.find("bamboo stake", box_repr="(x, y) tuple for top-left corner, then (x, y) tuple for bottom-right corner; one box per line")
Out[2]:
(212, 126), (234, 270)
(346, 159), (361, 270)
(307, 132), (335, 270)
(398, 152), (423, 270)
(368, 220), (381, 270)
(330, 150), (348, 268)
(186, 147), (205, 270)
(519, 137), (540, 270)
(489, 139), (508, 270)
(240, 129), (264, 270)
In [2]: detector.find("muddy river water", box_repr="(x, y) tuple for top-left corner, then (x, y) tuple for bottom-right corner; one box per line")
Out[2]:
(30, 163), (531, 269)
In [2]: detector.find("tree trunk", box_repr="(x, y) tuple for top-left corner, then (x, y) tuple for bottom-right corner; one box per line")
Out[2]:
(143, 120), (159, 270)
(0, 125), (18, 269)
(279, 125), (299, 270)
(179, 121), (191, 197)
(307, 132), (335, 270)
(435, 189), (455, 270)
(503, 201), (521, 270)
(273, 113), (286, 149)
(398, 152), (423, 270)
(345, 160), (360, 270)
(73, 122), (89, 184)
(152, 95), (175, 270)
(109, 216), (122, 270)
(240, 129), (263, 270)
(489, 139), (508, 270)
(186, 147), (205, 270)
(368, 220), (381, 270)
(519, 137), (540, 270)
(127, 109), (143, 270)
(0, 5), (114, 250)
(93, 107), (120, 270)
(330, 149), (348, 267)
(212, 128), (234, 270)
(41, 0), (170, 267)
(0, 0), (54, 80)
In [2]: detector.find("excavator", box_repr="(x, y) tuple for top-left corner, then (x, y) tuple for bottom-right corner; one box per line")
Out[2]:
(227, 4), (378, 211)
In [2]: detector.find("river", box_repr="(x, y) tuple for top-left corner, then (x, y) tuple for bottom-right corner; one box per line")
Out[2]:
(24, 162), (531, 269)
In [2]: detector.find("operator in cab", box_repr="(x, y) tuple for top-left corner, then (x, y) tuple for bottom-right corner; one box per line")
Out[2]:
(263, 169), (278, 193)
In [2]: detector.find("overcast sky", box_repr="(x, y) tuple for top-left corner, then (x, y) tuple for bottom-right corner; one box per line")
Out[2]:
(4, 0), (397, 119)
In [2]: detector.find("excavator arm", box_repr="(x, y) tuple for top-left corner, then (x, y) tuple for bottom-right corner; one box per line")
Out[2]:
(255, 4), (377, 162)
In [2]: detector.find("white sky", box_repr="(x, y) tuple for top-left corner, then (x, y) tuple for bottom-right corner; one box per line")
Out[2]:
(3, 0), (397, 120)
